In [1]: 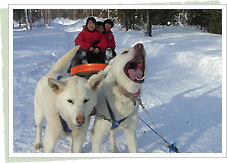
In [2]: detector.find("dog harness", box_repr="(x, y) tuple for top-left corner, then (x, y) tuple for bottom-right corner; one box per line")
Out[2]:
(105, 85), (140, 129)
(57, 75), (63, 80)
(106, 99), (128, 129)
(59, 114), (72, 133)
(56, 76), (72, 133)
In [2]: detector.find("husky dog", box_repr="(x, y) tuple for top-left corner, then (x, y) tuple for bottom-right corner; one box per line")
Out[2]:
(34, 46), (105, 152)
(92, 43), (146, 152)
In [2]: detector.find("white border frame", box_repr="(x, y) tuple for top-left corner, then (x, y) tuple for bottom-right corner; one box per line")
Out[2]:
(9, 4), (227, 158)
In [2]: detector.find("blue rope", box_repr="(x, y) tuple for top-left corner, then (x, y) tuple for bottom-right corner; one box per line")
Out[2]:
(138, 116), (180, 153)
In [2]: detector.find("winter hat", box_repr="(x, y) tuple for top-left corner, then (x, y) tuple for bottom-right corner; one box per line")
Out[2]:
(104, 19), (114, 28)
(86, 17), (96, 26)
(96, 21), (105, 29)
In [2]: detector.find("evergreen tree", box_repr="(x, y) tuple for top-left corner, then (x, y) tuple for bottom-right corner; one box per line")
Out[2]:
(207, 10), (222, 34)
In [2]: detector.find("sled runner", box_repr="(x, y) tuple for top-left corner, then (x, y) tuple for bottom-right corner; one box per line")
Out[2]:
(70, 63), (107, 76)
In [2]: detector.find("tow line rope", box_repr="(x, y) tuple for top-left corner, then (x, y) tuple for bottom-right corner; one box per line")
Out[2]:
(136, 98), (180, 153)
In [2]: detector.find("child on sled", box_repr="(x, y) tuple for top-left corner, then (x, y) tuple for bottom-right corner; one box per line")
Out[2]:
(102, 19), (117, 62)
(96, 20), (116, 64)
(67, 18), (116, 73)
(67, 17), (106, 73)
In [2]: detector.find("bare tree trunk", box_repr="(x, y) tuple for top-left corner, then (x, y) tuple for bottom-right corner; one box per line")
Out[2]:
(132, 9), (135, 30)
(99, 9), (103, 17)
(57, 9), (60, 18)
(183, 9), (188, 26)
(115, 9), (119, 24)
(72, 10), (75, 20)
(42, 9), (51, 26)
(47, 9), (51, 26)
(19, 17), (22, 28)
(24, 9), (30, 29)
(85, 9), (88, 17)
(44, 9), (47, 26)
(41, 9), (46, 26)
(129, 10), (132, 29)
(40, 9), (43, 18)
(108, 9), (110, 18)
(147, 9), (152, 37)
(75, 10), (79, 19)
(124, 10), (129, 32)
(28, 9), (32, 29)
(140, 10), (144, 22)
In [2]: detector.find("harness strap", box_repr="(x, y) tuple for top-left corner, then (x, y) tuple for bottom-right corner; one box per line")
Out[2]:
(59, 107), (97, 133)
(59, 114), (72, 133)
(57, 75), (63, 80)
(89, 107), (97, 116)
(106, 99), (128, 129)
(56, 75), (72, 133)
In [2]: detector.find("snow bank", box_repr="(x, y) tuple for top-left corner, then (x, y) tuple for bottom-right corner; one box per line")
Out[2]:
(52, 18), (77, 26)
(175, 51), (222, 77)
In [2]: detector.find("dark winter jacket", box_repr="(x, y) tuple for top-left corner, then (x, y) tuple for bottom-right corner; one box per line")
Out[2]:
(75, 26), (107, 52)
(97, 32), (109, 51)
(103, 30), (116, 50)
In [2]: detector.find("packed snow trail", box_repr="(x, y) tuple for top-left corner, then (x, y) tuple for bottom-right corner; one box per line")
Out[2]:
(13, 18), (222, 153)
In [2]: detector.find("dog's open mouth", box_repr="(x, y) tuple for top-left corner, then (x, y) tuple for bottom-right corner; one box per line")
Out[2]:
(124, 52), (145, 84)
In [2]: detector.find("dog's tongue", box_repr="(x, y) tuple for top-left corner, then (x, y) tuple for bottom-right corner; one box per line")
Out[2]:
(128, 69), (143, 81)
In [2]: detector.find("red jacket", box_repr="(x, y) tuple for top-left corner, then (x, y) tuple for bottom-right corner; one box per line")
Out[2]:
(75, 26), (107, 52)
(103, 30), (116, 50)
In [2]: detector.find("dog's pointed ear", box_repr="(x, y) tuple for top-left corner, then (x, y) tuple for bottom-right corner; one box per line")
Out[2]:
(48, 78), (65, 94)
(87, 72), (105, 92)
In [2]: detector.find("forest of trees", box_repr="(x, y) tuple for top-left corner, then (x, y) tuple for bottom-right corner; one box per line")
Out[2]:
(13, 9), (222, 35)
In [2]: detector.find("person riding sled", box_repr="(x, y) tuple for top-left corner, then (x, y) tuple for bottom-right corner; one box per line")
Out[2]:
(102, 19), (117, 63)
(67, 17), (107, 73)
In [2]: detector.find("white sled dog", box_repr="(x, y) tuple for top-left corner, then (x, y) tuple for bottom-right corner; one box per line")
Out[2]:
(92, 43), (146, 152)
(34, 46), (105, 153)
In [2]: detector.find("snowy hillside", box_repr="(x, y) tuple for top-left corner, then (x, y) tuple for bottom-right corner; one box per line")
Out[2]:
(13, 18), (222, 153)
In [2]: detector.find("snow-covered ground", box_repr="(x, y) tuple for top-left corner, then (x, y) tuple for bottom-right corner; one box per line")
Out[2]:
(13, 18), (222, 153)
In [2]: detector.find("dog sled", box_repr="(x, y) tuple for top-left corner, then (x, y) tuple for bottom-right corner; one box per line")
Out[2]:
(70, 63), (107, 76)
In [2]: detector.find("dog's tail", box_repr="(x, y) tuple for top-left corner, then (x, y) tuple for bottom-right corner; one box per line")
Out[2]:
(50, 46), (80, 74)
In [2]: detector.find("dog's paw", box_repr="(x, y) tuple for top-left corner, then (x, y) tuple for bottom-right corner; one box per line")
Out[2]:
(34, 142), (43, 149)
